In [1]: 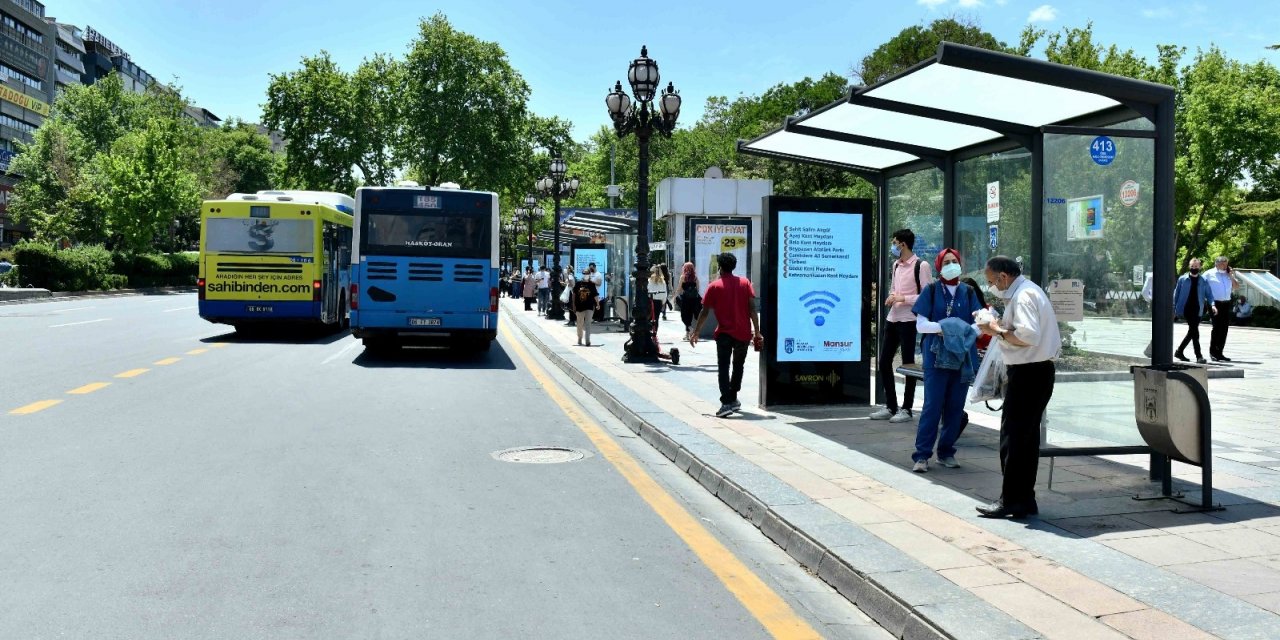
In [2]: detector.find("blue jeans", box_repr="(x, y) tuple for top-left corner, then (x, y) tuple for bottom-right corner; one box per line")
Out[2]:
(913, 366), (968, 462)
(537, 288), (550, 313)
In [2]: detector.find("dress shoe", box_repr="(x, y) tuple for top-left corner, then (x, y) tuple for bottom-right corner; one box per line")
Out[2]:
(976, 501), (1031, 519)
(1218, 355), (1232, 362)
(1210, 355), (1223, 362)
(1174, 352), (1189, 362)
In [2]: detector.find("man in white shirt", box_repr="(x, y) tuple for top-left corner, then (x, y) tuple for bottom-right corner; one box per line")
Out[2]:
(536, 266), (551, 315)
(975, 255), (1060, 519)
(1205, 256), (1238, 361)
(588, 263), (605, 322)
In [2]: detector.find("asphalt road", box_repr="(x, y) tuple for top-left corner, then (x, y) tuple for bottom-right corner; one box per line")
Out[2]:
(0, 293), (886, 640)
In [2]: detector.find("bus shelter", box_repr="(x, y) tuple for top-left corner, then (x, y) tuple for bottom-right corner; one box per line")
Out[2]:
(739, 42), (1176, 457)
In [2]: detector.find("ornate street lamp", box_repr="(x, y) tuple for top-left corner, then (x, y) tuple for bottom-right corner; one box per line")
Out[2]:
(502, 221), (515, 272)
(607, 46), (681, 363)
(535, 155), (580, 320)
(514, 195), (542, 273)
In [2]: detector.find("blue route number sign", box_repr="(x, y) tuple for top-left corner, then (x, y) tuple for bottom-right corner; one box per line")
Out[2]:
(1090, 136), (1116, 166)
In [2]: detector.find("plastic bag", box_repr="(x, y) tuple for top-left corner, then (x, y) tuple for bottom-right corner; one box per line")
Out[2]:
(967, 341), (1008, 404)
(559, 287), (571, 305)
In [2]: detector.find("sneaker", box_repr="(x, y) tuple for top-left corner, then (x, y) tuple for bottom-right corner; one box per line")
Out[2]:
(889, 409), (913, 424)
(1174, 352), (1189, 362)
(1219, 355), (1232, 362)
(715, 404), (734, 418)
(912, 460), (929, 473)
(729, 400), (742, 413)
(1196, 358), (1207, 364)
(869, 407), (894, 420)
(939, 456), (960, 468)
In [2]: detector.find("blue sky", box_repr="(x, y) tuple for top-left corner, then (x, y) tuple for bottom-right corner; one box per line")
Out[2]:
(49, 0), (1279, 143)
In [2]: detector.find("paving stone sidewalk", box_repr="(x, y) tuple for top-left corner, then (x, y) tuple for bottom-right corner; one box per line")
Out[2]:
(503, 299), (1280, 639)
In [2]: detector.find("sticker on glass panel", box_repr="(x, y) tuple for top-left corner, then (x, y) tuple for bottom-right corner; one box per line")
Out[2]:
(1066, 195), (1105, 241)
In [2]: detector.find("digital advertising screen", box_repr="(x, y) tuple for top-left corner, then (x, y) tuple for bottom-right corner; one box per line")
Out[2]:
(761, 196), (873, 408)
(775, 211), (863, 362)
(570, 245), (608, 282)
(688, 218), (751, 295)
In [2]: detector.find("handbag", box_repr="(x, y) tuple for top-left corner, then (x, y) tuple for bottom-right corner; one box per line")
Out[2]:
(967, 340), (1008, 406)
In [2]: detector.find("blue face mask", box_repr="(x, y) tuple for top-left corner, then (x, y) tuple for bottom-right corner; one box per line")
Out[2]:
(941, 263), (962, 281)
(890, 244), (902, 258)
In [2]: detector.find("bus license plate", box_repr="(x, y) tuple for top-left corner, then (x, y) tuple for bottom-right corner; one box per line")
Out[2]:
(409, 317), (441, 327)
(246, 305), (274, 313)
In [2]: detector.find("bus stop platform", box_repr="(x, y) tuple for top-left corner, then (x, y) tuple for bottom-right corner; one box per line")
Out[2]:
(502, 298), (1280, 640)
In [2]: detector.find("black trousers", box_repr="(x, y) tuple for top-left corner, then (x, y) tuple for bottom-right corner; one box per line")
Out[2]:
(1210, 301), (1232, 356)
(716, 334), (750, 405)
(1177, 314), (1204, 358)
(878, 320), (918, 413)
(1000, 360), (1055, 507)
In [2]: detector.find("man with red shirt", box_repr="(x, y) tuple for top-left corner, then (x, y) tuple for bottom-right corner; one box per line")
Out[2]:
(689, 253), (762, 417)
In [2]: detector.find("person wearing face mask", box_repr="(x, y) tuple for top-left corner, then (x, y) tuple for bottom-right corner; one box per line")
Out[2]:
(909, 249), (984, 472)
(975, 256), (1060, 519)
(872, 229), (933, 424)
(1172, 257), (1217, 364)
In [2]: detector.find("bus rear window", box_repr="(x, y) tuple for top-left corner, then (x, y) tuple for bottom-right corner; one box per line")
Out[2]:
(362, 210), (490, 258)
(205, 218), (314, 254)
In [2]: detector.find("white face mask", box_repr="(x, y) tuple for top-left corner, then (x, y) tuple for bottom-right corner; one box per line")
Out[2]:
(940, 263), (962, 280)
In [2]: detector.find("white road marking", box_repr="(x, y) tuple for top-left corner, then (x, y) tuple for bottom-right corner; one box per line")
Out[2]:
(162, 306), (196, 313)
(321, 338), (361, 365)
(49, 318), (110, 328)
(53, 306), (95, 313)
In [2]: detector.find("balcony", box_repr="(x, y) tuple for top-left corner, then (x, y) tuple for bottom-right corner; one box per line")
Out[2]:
(55, 67), (79, 87)
(0, 124), (32, 144)
(54, 47), (84, 73)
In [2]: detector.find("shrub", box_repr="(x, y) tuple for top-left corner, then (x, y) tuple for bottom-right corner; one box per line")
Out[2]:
(113, 251), (198, 288)
(13, 241), (120, 291)
(1252, 305), (1280, 329)
(0, 265), (17, 287)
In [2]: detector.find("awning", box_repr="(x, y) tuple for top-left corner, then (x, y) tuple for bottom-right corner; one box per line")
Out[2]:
(739, 42), (1170, 175)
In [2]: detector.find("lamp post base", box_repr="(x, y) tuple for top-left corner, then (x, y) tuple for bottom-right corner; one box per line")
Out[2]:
(545, 303), (565, 321)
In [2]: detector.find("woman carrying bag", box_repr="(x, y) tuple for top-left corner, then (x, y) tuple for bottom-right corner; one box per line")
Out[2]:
(909, 249), (984, 473)
(677, 262), (702, 335)
(648, 265), (669, 322)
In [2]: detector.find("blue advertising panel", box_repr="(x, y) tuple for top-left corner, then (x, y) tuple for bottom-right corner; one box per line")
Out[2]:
(761, 197), (873, 408)
(571, 246), (608, 279)
(776, 211), (863, 362)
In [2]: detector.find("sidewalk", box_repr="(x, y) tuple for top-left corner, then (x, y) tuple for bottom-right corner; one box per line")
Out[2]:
(503, 299), (1280, 640)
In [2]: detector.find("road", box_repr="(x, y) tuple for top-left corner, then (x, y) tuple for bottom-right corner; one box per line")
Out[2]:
(1, 293), (885, 640)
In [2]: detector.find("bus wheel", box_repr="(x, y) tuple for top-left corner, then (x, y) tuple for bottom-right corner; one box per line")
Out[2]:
(339, 295), (350, 331)
(363, 338), (395, 355)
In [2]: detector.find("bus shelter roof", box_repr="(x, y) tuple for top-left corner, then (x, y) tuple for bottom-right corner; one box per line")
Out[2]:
(738, 42), (1173, 175)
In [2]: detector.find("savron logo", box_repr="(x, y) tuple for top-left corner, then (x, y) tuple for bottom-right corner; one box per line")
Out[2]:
(794, 371), (842, 385)
(800, 290), (840, 326)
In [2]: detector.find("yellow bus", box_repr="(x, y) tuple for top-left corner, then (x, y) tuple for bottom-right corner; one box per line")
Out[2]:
(198, 190), (354, 332)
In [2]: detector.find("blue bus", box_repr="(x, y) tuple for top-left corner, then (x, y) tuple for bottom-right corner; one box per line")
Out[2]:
(350, 184), (500, 352)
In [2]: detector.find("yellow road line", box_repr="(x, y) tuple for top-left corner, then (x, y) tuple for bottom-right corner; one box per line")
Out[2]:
(67, 382), (111, 395)
(498, 323), (821, 640)
(208, 343), (228, 348)
(10, 399), (62, 415)
(154, 357), (181, 365)
(114, 368), (149, 379)
(186, 348), (208, 356)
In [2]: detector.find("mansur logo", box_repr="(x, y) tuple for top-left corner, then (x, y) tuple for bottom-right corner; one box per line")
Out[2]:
(784, 338), (795, 354)
(823, 340), (853, 348)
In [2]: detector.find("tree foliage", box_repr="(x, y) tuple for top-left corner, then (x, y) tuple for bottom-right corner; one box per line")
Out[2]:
(11, 72), (280, 252)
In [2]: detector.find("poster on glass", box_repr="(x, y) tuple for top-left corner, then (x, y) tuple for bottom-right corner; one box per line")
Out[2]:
(1067, 194), (1105, 241)
(688, 217), (751, 295)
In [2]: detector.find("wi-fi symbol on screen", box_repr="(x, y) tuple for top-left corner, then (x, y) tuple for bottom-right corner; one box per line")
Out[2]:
(800, 290), (841, 326)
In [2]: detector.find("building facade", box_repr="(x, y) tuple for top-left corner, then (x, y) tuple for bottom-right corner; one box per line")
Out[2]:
(0, 0), (53, 246)
(79, 25), (151, 93)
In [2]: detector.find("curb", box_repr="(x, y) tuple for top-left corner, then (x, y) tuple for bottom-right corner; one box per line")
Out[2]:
(0, 286), (195, 305)
(504, 307), (1040, 640)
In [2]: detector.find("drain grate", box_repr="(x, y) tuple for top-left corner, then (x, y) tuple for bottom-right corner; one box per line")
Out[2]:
(492, 446), (590, 464)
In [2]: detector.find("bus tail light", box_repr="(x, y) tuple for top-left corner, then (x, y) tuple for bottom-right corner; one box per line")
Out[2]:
(197, 278), (205, 300)
(350, 284), (359, 310)
(313, 280), (322, 302)
(490, 287), (499, 312)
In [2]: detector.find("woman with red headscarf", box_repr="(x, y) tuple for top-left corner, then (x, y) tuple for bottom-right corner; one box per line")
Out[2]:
(908, 248), (984, 473)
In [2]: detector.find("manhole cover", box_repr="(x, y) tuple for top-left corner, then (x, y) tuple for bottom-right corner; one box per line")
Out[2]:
(492, 446), (590, 464)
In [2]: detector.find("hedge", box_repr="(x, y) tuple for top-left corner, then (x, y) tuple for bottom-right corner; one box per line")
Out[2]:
(12, 241), (196, 291)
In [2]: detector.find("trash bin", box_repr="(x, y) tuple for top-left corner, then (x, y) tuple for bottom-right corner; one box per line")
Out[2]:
(1132, 363), (1208, 464)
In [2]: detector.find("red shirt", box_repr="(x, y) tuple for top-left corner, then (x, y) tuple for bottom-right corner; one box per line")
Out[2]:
(702, 274), (756, 342)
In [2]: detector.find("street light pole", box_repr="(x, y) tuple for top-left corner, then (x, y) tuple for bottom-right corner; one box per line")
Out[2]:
(517, 194), (539, 275)
(606, 46), (681, 363)
(536, 155), (580, 320)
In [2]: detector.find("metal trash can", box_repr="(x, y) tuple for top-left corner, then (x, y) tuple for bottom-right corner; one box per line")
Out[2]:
(1133, 363), (1208, 464)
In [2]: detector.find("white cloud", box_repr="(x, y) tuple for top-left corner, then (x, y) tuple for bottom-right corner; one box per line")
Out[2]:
(958, 0), (984, 6)
(1027, 4), (1058, 22)
(917, 0), (948, 7)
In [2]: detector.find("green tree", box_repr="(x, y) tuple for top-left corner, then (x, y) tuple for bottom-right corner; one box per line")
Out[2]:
(399, 13), (530, 190)
(351, 53), (404, 186)
(202, 119), (279, 197)
(263, 51), (359, 192)
(855, 17), (1033, 84)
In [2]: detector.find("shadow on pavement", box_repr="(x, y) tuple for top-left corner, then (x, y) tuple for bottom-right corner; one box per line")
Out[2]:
(200, 325), (350, 345)
(352, 343), (517, 370)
